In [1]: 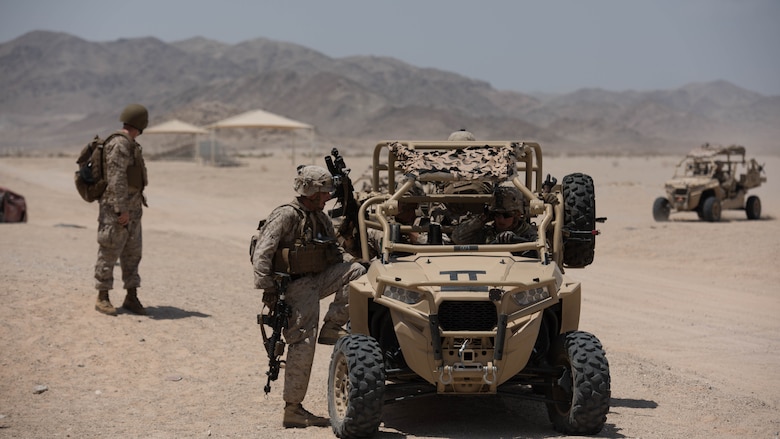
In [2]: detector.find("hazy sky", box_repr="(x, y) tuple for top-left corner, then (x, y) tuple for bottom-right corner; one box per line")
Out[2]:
(1, 0), (778, 96)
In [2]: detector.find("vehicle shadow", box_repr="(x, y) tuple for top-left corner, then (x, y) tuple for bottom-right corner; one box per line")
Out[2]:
(375, 393), (637, 438)
(123, 305), (210, 320)
(668, 214), (775, 223)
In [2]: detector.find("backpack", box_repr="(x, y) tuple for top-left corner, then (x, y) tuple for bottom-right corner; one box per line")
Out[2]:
(74, 132), (129, 202)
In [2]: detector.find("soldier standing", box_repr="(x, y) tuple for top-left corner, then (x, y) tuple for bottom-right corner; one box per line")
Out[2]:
(94, 104), (149, 316)
(252, 165), (366, 428)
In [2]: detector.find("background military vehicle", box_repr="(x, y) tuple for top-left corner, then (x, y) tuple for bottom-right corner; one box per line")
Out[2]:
(325, 140), (609, 437)
(653, 144), (766, 222)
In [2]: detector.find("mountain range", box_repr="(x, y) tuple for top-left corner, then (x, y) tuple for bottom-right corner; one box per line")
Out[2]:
(1, 30), (777, 156)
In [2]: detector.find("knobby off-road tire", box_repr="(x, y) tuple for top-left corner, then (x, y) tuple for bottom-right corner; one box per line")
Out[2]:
(562, 173), (597, 268)
(546, 331), (611, 435)
(328, 334), (386, 438)
(702, 196), (722, 222)
(696, 204), (706, 220)
(652, 197), (671, 221)
(746, 195), (761, 220)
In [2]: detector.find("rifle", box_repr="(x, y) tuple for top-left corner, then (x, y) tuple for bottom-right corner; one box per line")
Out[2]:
(325, 148), (361, 254)
(542, 173), (558, 194)
(257, 272), (292, 395)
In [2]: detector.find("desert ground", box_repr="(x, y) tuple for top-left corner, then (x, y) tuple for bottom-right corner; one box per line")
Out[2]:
(1, 148), (779, 439)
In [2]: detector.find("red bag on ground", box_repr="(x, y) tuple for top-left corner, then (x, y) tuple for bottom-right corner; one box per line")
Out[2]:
(0, 187), (27, 223)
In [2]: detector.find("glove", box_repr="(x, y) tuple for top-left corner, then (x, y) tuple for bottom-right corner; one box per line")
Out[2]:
(539, 192), (559, 205)
(495, 231), (516, 244)
(262, 288), (278, 309)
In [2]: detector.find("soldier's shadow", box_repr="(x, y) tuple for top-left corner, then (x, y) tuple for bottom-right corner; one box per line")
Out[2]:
(133, 306), (210, 320)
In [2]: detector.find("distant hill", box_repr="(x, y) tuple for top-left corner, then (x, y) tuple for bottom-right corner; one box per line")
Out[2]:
(0, 31), (777, 156)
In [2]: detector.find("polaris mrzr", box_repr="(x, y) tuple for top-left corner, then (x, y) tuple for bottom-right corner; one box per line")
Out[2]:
(653, 143), (766, 222)
(326, 139), (609, 437)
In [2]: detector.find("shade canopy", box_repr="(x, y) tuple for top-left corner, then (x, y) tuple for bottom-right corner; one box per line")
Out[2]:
(144, 119), (209, 135)
(204, 109), (312, 130)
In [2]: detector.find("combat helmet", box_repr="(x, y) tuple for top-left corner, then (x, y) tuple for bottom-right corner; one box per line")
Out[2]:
(444, 181), (491, 215)
(490, 185), (524, 213)
(120, 104), (149, 133)
(448, 129), (476, 141)
(294, 165), (334, 196)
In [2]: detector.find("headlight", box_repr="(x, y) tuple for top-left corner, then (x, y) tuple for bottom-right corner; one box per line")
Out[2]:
(383, 285), (423, 304)
(511, 286), (550, 307)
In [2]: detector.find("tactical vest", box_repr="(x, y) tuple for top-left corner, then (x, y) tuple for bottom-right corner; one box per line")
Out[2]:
(255, 204), (342, 275)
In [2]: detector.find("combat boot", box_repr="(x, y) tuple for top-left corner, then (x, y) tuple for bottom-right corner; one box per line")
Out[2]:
(95, 290), (117, 316)
(122, 288), (146, 315)
(317, 321), (348, 345)
(283, 403), (330, 428)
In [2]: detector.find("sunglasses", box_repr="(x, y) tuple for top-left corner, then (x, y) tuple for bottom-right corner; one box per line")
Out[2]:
(494, 211), (516, 219)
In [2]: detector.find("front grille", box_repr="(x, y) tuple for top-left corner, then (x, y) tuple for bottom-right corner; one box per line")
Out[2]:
(438, 301), (497, 331)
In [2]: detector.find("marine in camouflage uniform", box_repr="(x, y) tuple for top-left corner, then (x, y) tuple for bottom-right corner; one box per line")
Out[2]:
(430, 180), (493, 229)
(94, 104), (149, 316)
(451, 185), (538, 246)
(252, 165), (366, 428)
(365, 181), (438, 259)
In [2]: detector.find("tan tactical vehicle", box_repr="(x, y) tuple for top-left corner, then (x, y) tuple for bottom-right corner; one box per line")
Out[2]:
(653, 144), (766, 222)
(326, 140), (609, 437)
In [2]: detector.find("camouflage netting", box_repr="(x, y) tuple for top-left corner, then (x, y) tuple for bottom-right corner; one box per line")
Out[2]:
(390, 142), (518, 181)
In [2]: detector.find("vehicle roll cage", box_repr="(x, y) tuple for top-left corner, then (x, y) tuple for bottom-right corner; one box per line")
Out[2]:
(356, 140), (565, 266)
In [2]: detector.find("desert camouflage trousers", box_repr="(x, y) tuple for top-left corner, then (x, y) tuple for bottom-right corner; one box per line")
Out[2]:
(94, 214), (143, 291)
(282, 260), (366, 404)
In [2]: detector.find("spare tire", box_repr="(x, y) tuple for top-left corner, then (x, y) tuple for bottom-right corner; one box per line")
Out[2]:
(562, 173), (596, 268)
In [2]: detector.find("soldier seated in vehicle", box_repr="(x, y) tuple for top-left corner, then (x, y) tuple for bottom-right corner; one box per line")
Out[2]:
(429, 181), (493, 230)
(713, 161), (738, 194)
(365, 181), (450, 259)
(451, 185), (538, 255)
(700, 162), (713, 175)
(713, 161), (728, 181)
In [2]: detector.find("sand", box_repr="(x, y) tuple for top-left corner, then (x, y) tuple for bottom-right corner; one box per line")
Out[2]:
(1, 151), (779, 438)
